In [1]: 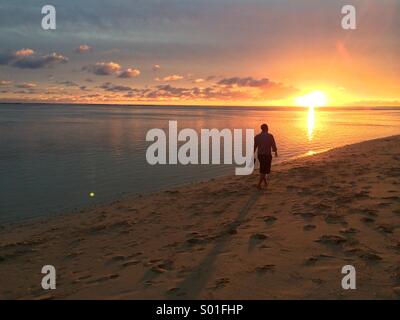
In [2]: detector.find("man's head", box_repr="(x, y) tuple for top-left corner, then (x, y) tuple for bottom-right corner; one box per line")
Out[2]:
(261, 123), (268, 132)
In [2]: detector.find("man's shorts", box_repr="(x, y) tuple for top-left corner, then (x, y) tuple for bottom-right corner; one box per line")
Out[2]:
(258, 154), (272, 174)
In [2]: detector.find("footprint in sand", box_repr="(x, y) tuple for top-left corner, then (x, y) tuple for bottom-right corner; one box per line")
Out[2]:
(303, 224), (316, 231)
(315, 235), (347, 246)
(109, 254), (127, 262)
(293, 212), (316, 220)
(249, 233), (269, 250)
(213, 278), (230, 290)
(311, 278), (325, 285)
(360, 252), (382, 262)
(255, 264), (275, 274)
(325, 213), (346, 225)
(340, 228), (358, 235)
(121, 259), (141, 267)
(166, 287), (186, 297)
(89, 274), (119, 284)
(361, 217), (375, 224)
(263, 216), (277, 225)
(376, 225), (394, 234)
(305, 254), (334, 265)
(378, 202), (391, 208)
(382, 196), (400, 202)
(388, 243), (400, 253)
(186, 236), (207, 246)
(250, 233), (269, 241)
(150, 259), (174, 273)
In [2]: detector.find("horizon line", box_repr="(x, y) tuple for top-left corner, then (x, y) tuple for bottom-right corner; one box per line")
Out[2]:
(1, 101), (400, 109)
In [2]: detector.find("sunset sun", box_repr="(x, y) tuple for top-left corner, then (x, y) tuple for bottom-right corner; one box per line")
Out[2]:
(296, 91), (328, 108)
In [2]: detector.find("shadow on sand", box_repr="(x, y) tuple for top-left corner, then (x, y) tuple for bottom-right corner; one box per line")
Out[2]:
(167, 189), (263, 299)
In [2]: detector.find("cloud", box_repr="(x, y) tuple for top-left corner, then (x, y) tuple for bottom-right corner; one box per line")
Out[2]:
(99, 82), (132, 92)
(83, 62), (141, 79)
(141, 84), (239, 101)
(15, 82), (37, 89)
(118, 68), (140, 78)
(56, 80), (79, 87)
(83, 61), (121, 76)
(84, 74), (297, 102)
(216, 76), (298, 99)
(157, 74), (184, 82)
(0, 49), (68, 69)
(14, 48), (35, 57)
(75, 44), (92, 53)
(218, 77), (271, 87)
(0, 80), (12, 85)
(152, 64), (161, 71)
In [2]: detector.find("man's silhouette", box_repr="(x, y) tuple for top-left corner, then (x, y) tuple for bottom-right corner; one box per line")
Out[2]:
(254, 123), (278, 189)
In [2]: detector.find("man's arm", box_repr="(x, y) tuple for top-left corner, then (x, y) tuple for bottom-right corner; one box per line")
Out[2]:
(253, 136), (258, 163)
(271, 135), (278, 157)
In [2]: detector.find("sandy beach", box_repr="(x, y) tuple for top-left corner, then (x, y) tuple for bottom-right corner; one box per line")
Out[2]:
(0, 136), (399, 300)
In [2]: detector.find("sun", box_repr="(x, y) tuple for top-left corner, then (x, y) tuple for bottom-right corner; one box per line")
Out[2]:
(296, 91), (327, 107)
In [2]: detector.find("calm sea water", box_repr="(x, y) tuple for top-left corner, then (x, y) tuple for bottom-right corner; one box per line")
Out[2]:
(1, 104), (399, 223)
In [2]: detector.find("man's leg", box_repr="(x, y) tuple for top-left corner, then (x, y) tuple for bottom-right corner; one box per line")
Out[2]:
(257, 174), (264, 189)
(264, 155), (272, 187)
(263, 174), (268, 186)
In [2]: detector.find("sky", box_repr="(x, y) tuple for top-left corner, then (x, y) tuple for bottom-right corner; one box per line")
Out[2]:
(0, 0), (399, 106)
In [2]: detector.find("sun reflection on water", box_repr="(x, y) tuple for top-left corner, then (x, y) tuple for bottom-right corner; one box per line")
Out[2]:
(307, 106), (315, 141)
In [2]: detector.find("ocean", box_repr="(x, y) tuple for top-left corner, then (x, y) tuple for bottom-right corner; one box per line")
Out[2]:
(1, 103), (399, 223)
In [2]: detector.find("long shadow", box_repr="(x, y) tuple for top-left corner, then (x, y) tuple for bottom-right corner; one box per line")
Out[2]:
(167, 189), (263, 299)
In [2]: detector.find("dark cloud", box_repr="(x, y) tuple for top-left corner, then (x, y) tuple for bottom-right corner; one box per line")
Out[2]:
(15, 82), (37, 89)
(56, 80), (79, 87)
(82, 62), (121, 76)
(83, 62), (141, 79)
(218, 77), (271, 87)
(99, 82), (132, 92)
(216, 76), (298, 99)
(137, 84), (241, 101)
(14, 90), (36, 94)
(0, 49), (68, 69)
(118, 68), (140, 78)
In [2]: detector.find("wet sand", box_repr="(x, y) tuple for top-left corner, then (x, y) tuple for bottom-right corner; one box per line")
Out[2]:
(0, 135), (399, 299)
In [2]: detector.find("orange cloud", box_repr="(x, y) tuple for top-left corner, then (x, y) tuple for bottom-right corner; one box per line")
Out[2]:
(14, 48), (35, 57)
(75, 44), (93, 54)
(118, 68), (140, 78)
(159, 74), (184, 82)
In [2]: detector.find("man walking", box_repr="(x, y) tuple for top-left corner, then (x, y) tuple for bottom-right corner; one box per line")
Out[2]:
(254, 123), (278, 189)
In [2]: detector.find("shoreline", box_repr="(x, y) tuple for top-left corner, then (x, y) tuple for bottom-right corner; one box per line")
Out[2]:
(0, 142), (354, 227)
(0, 135), (399, 299)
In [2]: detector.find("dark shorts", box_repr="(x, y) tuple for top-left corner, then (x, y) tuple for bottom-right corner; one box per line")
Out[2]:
(258, 154), (272, 174)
